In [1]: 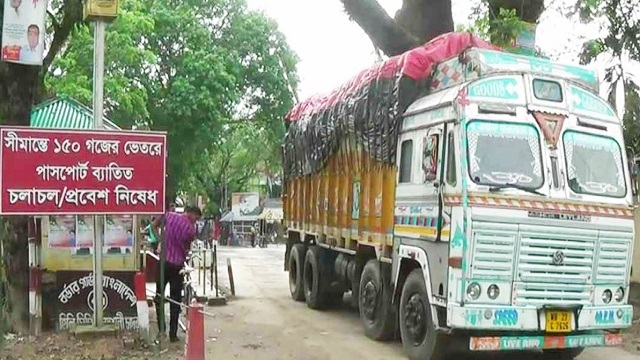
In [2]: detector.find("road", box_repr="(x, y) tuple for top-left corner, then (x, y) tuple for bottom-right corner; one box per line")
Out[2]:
(205, 246), (640, 360)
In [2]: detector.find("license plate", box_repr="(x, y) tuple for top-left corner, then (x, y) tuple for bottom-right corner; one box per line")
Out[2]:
(545, 310), (572, 333)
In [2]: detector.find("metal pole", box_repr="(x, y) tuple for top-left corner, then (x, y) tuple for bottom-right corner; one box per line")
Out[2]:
(92, 20), (106, 328)
(213, 244), (218, 297)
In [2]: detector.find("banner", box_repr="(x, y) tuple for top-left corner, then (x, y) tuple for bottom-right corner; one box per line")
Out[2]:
(2, 0), (46, 65)
(231, 192), (260, 218)
(0, 127), (167, 214)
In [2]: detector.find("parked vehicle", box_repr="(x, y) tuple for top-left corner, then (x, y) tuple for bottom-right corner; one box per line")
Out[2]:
(282, 32), (634, 359)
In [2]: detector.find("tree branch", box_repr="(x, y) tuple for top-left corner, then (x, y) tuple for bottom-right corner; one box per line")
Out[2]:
(340, 0), (420, 56)
(42, 0), (84, 75)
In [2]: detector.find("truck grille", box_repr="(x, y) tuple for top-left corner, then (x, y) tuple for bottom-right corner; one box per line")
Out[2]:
(596, 231), (632, 283)
(469, 220), (632, 307)
(518, 224), (596, 284)
(470, 222), (517, 280)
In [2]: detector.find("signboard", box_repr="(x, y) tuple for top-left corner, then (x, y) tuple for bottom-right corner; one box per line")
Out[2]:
(84, 0), (118, 20)
(0, 127), (167, 215)
(1, 0), (46, 65)
(55, 271), (138, 331)
(231, 192), (260, 218)
(467, 76), (525, 104)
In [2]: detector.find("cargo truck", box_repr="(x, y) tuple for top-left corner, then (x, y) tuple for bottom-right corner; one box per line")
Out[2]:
(281, 32), (634, 359)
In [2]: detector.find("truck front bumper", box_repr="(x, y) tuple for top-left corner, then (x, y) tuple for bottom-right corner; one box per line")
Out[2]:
(447, 303), (632, 351)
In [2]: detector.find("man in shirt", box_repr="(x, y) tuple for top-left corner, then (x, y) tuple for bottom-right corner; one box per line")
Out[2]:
(151, 205), (202, 342)
(20, 24), (41, 64)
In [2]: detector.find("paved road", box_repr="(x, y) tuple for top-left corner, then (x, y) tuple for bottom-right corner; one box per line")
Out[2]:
(205, 246), (640, 360)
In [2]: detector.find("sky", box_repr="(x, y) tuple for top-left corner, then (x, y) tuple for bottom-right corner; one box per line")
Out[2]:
(245, 0), (610, 101)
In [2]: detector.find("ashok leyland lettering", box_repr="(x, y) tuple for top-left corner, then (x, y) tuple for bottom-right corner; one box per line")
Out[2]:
(281, 32), (633, 360)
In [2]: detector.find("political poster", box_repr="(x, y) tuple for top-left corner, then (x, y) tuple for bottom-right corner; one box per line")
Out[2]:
(2, 0), (46, 65)
(104, 214), (134, 255)
(48, 215), (76, 248)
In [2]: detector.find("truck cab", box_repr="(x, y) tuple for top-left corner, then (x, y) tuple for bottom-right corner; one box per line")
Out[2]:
(393, 48), (633, 356)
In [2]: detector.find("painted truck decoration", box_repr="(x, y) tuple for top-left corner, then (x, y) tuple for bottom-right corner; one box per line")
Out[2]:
(282, 32), (633, 360)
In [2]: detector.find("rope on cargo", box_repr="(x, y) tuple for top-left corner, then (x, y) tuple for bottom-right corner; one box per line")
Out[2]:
(146, 289), (218, 318)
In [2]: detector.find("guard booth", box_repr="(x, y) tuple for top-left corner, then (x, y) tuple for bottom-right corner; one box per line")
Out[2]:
(30, 97), (141, 331)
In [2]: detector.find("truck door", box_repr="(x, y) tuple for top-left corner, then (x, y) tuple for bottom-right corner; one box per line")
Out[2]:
(395, 124), (445, 241)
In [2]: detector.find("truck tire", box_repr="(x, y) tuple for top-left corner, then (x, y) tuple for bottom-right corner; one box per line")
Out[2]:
(399, 269), (448, 360)
(304, 246), (328, 309)
(349, 261), (362, 310)
(359, 259), (396, 341)
(543, 348), (584, 359)
(288, 243), (306, 301)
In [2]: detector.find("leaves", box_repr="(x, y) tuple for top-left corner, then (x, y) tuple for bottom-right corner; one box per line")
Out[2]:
(47, 0), (299, 206)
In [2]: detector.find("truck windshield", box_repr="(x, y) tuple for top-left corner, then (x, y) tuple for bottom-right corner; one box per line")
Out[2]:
(466, 120), (543, 189)
(563, 131), (626, 198)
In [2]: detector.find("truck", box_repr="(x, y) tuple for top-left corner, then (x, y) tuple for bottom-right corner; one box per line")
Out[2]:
(281, 32), (635, 359)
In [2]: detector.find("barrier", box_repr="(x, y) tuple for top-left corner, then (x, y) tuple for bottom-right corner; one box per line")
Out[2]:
(184, 303), (205, 360)
(134, 272), (149, 340)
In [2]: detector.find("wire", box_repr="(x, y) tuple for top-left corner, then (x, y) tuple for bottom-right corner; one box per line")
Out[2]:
(146, 289), (218, 318)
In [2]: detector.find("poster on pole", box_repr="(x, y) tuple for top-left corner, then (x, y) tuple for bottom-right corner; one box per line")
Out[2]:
(1, 0), (46, 65)
(73, 215), (95, 256)
(0, 127), (167, 215)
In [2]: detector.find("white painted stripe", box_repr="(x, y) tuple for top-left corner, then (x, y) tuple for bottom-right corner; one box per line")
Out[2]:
(136, 301), (149, 330)
(29, 291), (36, 316)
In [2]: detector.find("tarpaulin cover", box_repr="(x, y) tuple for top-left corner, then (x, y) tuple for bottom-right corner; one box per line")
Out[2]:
(283, 32), (499, 178)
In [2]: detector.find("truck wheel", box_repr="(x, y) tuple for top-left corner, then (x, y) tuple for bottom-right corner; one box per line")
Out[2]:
(400, 269), (448, 360)
(288, 243), (306, 301)
(359, 259), (396, 341)
(543, 348), (584, 359)
(303, 246), (328, 309)
(349, 261), (362, 310)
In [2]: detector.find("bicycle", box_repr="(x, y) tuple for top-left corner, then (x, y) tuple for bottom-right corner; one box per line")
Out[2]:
(177, 251), (197, 332)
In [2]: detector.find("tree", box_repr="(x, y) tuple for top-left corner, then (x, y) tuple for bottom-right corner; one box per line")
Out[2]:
(574, 0), (640, 155)
(47, 0), (298, 203)
(0, 0), (84, 333)
(339, 0), (546, 57)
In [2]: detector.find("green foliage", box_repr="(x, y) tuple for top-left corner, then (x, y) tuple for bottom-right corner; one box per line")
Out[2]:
(575, 0), (640, 155)
(465, 3), (527, 49)
(47, 0), (299, 202)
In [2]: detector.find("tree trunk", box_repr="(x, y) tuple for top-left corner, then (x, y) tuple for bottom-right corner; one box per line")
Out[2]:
(0, 62), (39, 334)
(342, 0), (546, 57)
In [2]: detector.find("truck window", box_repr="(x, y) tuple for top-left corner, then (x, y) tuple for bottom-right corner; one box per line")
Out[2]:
(446, 132), (456, 186)
(399, 139), (413, 183)
(423, 134), (439, 182)
(533, 79), (563, 102)
(563, 131), (626, 198)
(466, 120), (543, 189)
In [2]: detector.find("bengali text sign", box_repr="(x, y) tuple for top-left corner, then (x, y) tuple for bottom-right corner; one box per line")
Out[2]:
(0, 127), (166, 214)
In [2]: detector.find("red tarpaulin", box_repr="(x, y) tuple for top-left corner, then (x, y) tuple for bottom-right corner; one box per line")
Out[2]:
(286, 32), (499, 122)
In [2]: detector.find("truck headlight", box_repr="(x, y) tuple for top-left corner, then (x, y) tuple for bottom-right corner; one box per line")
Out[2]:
(615, 287), (625, 302)
(467, 282), (481, 300)
(487, 284), (500, 300)
(602, 289), (613, 304)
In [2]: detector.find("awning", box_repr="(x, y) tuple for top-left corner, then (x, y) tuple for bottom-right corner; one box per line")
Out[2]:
(30, 97), (121, 130)
(258, 208), (283, 221)
(220, 212), (234, 223)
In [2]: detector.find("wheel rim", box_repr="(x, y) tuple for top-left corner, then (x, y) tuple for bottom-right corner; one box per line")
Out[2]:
(361, 280), (378, 320)
(403, 294), (427, 346)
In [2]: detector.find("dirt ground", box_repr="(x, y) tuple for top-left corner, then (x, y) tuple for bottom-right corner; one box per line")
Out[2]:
(3, 246), (640, 360)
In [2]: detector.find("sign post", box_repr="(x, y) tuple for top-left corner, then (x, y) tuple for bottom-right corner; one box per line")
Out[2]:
(85, 0), (118, 329)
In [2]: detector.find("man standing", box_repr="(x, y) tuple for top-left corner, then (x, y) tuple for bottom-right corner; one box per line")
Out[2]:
(151, 205), (202, 342)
